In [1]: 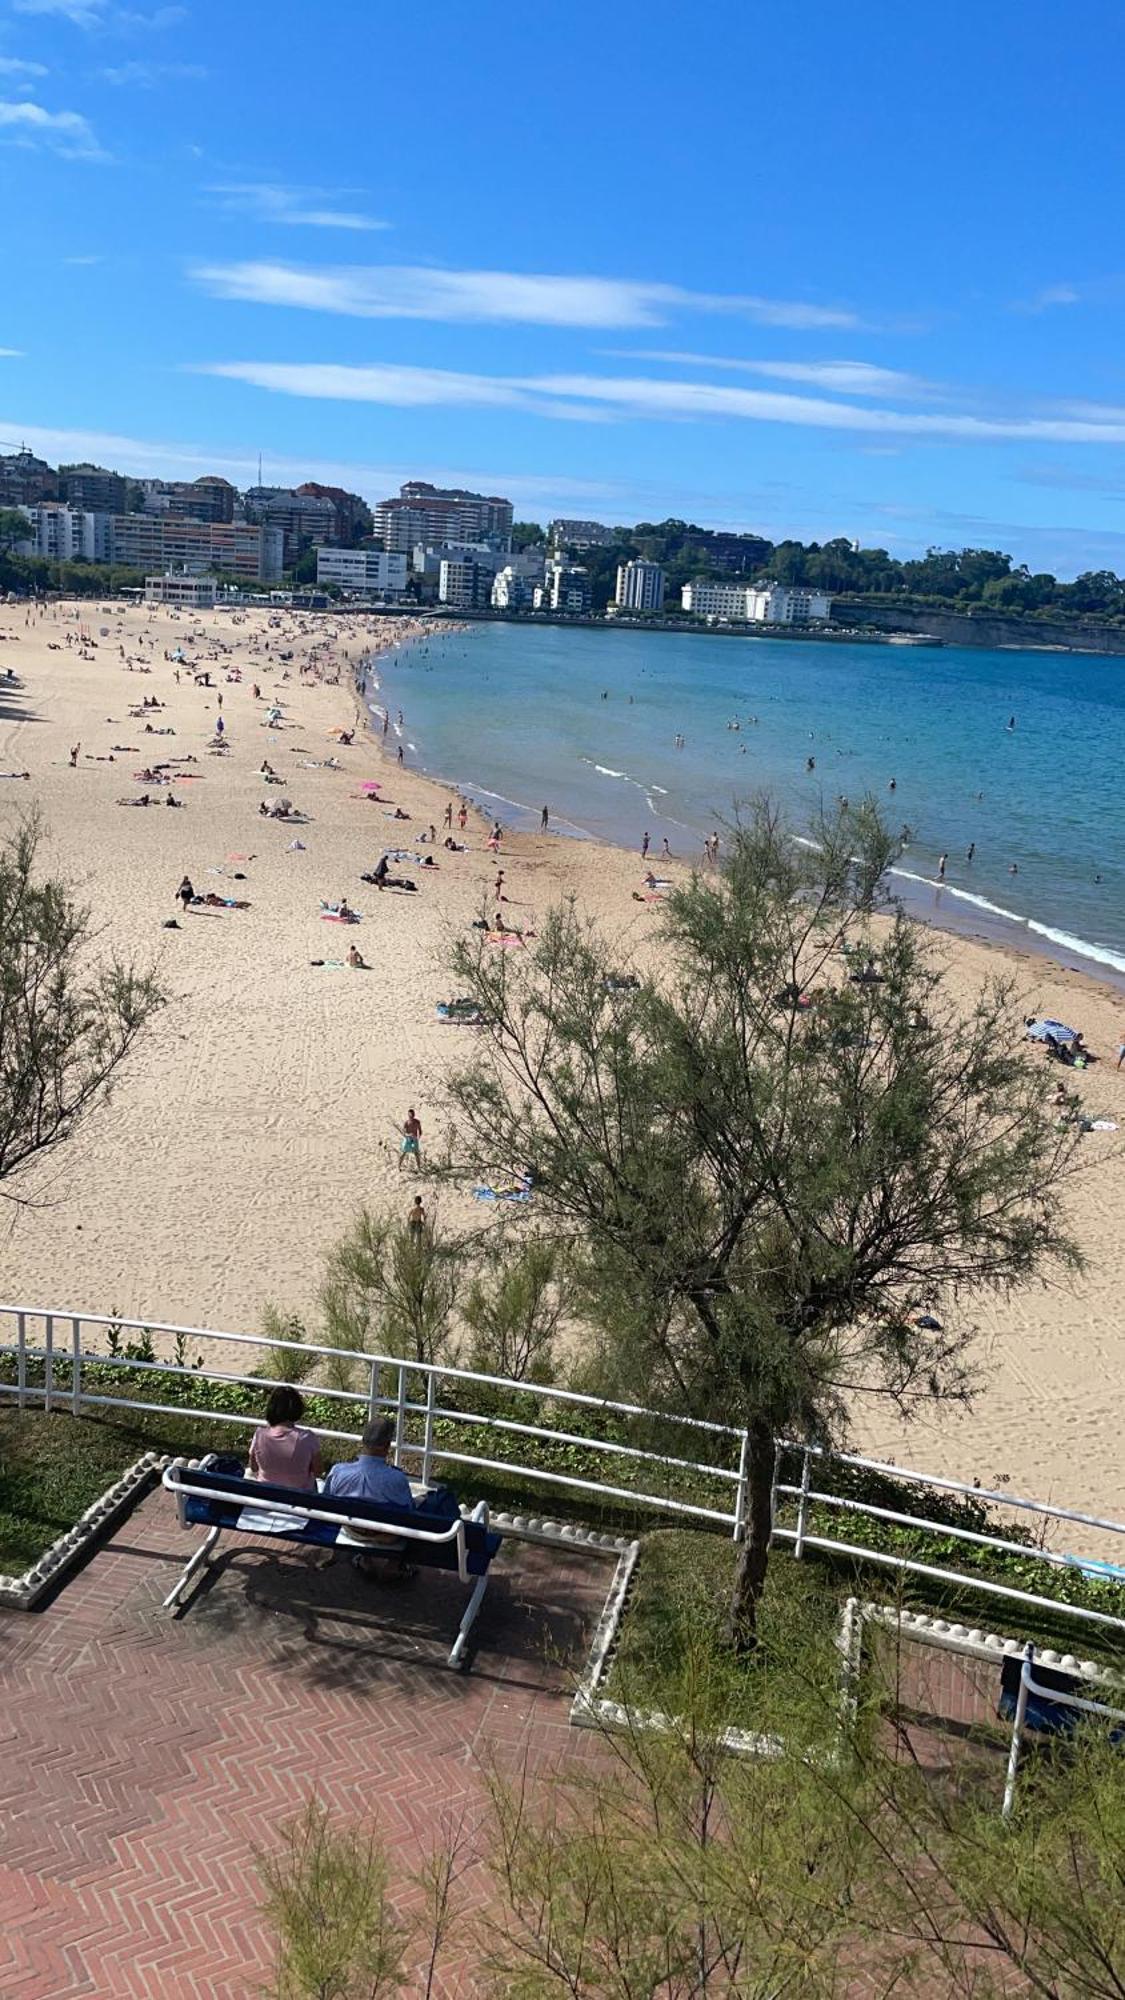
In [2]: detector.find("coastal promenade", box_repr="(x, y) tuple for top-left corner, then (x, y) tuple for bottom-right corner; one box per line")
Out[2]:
(0, 1484), (610, 1997)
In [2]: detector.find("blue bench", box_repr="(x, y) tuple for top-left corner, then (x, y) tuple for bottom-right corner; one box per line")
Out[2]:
(162, 1458), (503, 1669)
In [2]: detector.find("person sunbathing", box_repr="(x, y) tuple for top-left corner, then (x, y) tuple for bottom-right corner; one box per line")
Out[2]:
(117, 793), (151, 806)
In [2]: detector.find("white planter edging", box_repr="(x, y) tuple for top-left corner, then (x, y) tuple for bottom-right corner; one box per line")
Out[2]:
(0, 1451), (166, 1609)
(856, 1599), (1125, 1688)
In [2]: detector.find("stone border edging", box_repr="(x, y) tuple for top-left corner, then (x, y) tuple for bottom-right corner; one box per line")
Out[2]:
(857, 1599), (1125, 1687)
(0, 1451), (167, 1609)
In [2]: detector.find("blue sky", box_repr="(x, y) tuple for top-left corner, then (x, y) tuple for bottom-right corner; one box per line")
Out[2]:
(3, 0), (1125, 573)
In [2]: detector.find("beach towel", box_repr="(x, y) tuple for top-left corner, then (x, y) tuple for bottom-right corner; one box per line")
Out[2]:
(486, 931), (526, 947)
(320, 911), (361, 924)
(473, 1185), (533, 1204)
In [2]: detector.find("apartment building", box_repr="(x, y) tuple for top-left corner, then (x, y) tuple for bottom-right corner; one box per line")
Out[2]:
(0, 449), (58, 505)
(614, 558), (666, 613)
(17, 504), (111, 563)
(548, 518), (618, 550)
(438, 554), (496, 609)
(537, 560), (591, 614)
(110, 515), (283, 581)
(375, 482), (513, 555)
(316, 548), (408, 594)
(58, 462), (127, 513)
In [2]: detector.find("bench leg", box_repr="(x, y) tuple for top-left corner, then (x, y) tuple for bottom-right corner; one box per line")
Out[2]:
(162, 1525), (222, 1611)
(448, 1573), (489, 1670)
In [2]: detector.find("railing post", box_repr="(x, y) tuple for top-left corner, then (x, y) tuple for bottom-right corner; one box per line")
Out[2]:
(421, 1370), (437, 1488)
(1002, 1648), (1033, 1820)
(732, 1430), (749, 1542)
(16, 1310), (27, 1411)
(393, 1365), (408, 1467)
(366, 1359), (381, 1427)
(44, 1313), (54, 1413)
(794, 1447), (813, 1560)
(71, 1315), (82, 1416)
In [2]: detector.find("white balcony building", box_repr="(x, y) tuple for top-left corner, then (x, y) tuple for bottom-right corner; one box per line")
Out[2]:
(316, 549), (408, 595)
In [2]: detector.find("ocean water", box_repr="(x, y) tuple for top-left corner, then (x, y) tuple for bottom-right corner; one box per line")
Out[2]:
(372, 622), (1125, 983)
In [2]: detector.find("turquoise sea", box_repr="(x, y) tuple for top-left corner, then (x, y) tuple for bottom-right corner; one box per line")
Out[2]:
(371, 621), (1125, 985)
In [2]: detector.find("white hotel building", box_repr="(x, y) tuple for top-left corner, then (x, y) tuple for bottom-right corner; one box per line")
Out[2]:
(681, 579), (832, 624)
(316, 548), (408, 595)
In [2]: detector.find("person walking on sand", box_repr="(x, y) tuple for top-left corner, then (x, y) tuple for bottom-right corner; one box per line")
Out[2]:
(641, 830), (650, 859)
(399, 1107), (423, 1171)
(443, 801), (453, 829)
(458, 803), (468, 832)
(177, 875), (194, 913)
(407, 1194), (427, 1239)
(540, 805), (549, 833)
(494, 869), (505, 902)
(69, 744), (80, 768)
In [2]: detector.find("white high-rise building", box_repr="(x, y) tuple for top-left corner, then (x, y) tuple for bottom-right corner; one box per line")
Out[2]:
(615, 558), (666, 613)
(17, 504), (111, 562)
(681, 578), (755, 618)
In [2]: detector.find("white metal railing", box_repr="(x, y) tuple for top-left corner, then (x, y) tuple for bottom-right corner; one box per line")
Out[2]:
(3, 1302), (1125, 1637)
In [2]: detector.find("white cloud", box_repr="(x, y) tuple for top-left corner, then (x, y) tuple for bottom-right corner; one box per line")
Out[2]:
(0, 56), (49, 77)
(62, 251), (102, 264)
(0, 347), (24, 357)
(0, 97), (105, 157)
(1018, 282), (1082, 313)
(191, 259), (860, 330)
(12, 0), (185, 26)
(12, 0), (103, 20)
(196, 360), (608, 423)
(100, 58), (205, 84)
(205, 184), (387, 232)
(605, 350), (937, 398)
(191, 353), (1125, 447)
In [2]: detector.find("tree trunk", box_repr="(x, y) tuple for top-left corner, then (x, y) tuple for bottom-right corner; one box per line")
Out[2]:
(725, 1418), (776, 1654)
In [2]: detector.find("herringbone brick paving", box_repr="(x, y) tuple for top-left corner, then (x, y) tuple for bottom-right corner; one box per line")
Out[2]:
(0, 1488), (610, 1998)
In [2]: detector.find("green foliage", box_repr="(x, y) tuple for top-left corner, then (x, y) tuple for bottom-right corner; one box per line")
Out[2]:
(462, 1233), (568, 1382)
(0, 812), (163, 1200)
(258, 1799), (406, 2000)
(446, 795), (1083, 1644)
(260, 1304), (315, 1384)
(320, 1208), (460, 1375)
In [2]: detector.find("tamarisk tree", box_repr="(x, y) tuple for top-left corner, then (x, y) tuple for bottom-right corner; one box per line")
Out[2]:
(446, 797), (1082, 1648)
(0, 814), (163, 1200)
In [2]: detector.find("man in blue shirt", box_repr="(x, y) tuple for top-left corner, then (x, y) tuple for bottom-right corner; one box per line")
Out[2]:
(325, 1417), (418, 1576)
(323, 1417), (414, 1507)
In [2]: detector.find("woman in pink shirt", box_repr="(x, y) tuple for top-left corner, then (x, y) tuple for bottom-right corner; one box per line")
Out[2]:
(249, 1386), (321, 1492)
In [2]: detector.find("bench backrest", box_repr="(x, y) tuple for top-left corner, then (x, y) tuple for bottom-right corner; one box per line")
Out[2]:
(164, 1461), (495, 1559)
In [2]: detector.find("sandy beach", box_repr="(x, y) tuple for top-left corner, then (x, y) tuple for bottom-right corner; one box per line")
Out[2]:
(1, 596), (1123, 1528)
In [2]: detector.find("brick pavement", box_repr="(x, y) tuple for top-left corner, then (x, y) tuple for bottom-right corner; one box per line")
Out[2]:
(0, 1485), (612, 1998)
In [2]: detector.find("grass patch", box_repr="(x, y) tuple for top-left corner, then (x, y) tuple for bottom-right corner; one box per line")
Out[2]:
(604, 1529), (846, 1740)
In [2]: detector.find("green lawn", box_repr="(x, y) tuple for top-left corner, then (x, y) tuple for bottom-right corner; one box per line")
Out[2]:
(604, 1529), (847, 1738)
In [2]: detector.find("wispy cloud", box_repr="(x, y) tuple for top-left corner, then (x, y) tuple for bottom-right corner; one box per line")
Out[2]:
(99, 58), (204, 83)
(205, 184), (388, 232)
(0, 97), (105, 157)
(0, 348), (24, 358)
(191, 259), (860, 330)
(12, 0), (185, 27)
(193, 354), (1125, 447)
(1016, 282), (1082, 314)
(0, 55), (49, 77)
(63, 251), (102, 264)
(604, 350), (937, 397)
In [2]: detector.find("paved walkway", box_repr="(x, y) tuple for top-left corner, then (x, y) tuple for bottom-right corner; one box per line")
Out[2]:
(0, 1486), (612, 1997)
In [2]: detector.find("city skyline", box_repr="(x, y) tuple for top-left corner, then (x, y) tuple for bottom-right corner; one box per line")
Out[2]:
(4, 0), (1125, 574)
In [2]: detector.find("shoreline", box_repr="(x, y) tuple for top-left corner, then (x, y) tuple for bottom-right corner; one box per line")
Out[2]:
(2, 599), (1125, 1528)
(369, 639), (1125, 1000)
